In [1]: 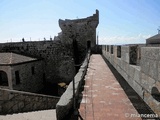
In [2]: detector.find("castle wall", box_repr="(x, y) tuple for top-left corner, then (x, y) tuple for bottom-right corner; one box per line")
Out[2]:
(0, 41), (75, 84)
(0, 88), (59, 115)
(0, 10), (99, 89)
(102, 45), (160, 116)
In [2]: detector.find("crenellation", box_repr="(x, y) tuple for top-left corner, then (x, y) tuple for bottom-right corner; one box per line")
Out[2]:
(102, 44), (160, 116)
(121, 46), (130, 63)
(59, 10), (99, 66)
(141, 47), (159, 60)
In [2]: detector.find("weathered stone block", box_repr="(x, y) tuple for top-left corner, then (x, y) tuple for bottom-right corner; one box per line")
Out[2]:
(3, 101), (15, 111)
(124, 62), (129, 75)
(140, 73), (156, 93)
(148, 60), (158, 80)
(24, 103), (33, 111)
(1, 90), (9, 100)
(127, 76), (134, 88)
(121, 61), (128, 73)
(132, 65), (140, 83)
(110, 54), (114, 62)
(121, 70), (128, 81)
(128, 65), (135, 79)
(113, 46), (117, 57)
(12, 104), (19, 112)
(116, 65), (122, 75)
(121, 46), (129, 63)
(141, 47), (159, 60)
(117, 58), (121, 66)
(120, 60), (125, 71)
(132, 80), (143, 98)
(18, 102), (24, 109)
(140, 57), (150, 74)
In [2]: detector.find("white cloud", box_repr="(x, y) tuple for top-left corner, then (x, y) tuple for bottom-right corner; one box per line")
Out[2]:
(99, 34), (151, 45)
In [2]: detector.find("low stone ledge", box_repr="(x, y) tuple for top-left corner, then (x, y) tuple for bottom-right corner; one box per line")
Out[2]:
(56, 52), (90, 120)
(0, 88), (60, 115)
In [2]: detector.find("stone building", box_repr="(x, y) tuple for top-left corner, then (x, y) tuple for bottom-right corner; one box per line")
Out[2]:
(146, 33), (160, 44)
(59, 10), (99, 65)
(0, 10), (99, 84)
(0, 52), (44, 92)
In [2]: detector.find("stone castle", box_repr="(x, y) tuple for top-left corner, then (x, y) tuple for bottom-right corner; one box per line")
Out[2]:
(0, 10), (99, 115)
(102, 34), (160, 117)
(0, 9), (160, 119)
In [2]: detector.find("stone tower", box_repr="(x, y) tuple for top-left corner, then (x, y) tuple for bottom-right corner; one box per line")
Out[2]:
(59, 10), (99, 65)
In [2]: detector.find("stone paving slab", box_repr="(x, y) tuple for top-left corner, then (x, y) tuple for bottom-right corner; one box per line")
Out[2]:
(79, 54), (142, 120)
(0, 109), (56, 120)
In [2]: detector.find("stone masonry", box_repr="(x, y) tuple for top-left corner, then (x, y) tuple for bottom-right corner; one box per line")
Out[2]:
(0, 10), (99, 84)
(0, 88), (59, 115)
(0, 41), (75, 84)
(0, 53), (44, 93)
(102, 45), (160, 116)
(0, 10), (99, 116)
(59, 10), (99, 64)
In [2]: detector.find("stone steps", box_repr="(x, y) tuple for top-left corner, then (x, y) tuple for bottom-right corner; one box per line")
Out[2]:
(0, 109), (56, 120)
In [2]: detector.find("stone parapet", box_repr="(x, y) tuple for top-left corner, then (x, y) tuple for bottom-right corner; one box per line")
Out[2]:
(102, 44), (160, 117)
(56, 51), (90, 120)
(0, 88), (60, 115)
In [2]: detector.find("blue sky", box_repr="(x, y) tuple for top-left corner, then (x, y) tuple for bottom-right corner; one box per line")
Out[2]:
(0, 0), (160, 44)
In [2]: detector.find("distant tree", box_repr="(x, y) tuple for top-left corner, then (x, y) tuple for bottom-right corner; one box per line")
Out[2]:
(44, 37), (46, 41)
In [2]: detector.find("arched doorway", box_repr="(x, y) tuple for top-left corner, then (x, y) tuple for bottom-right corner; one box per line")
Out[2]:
(0, 70), (8, 86)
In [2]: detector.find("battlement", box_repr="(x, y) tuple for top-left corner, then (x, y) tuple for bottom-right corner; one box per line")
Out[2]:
(102, 44), (160, 116)
(59, 9), (99, 29)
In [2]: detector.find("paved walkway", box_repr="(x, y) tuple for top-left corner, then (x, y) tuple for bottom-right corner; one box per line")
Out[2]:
(79, 54), (141, 120)
(0, 109), (56, 120)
